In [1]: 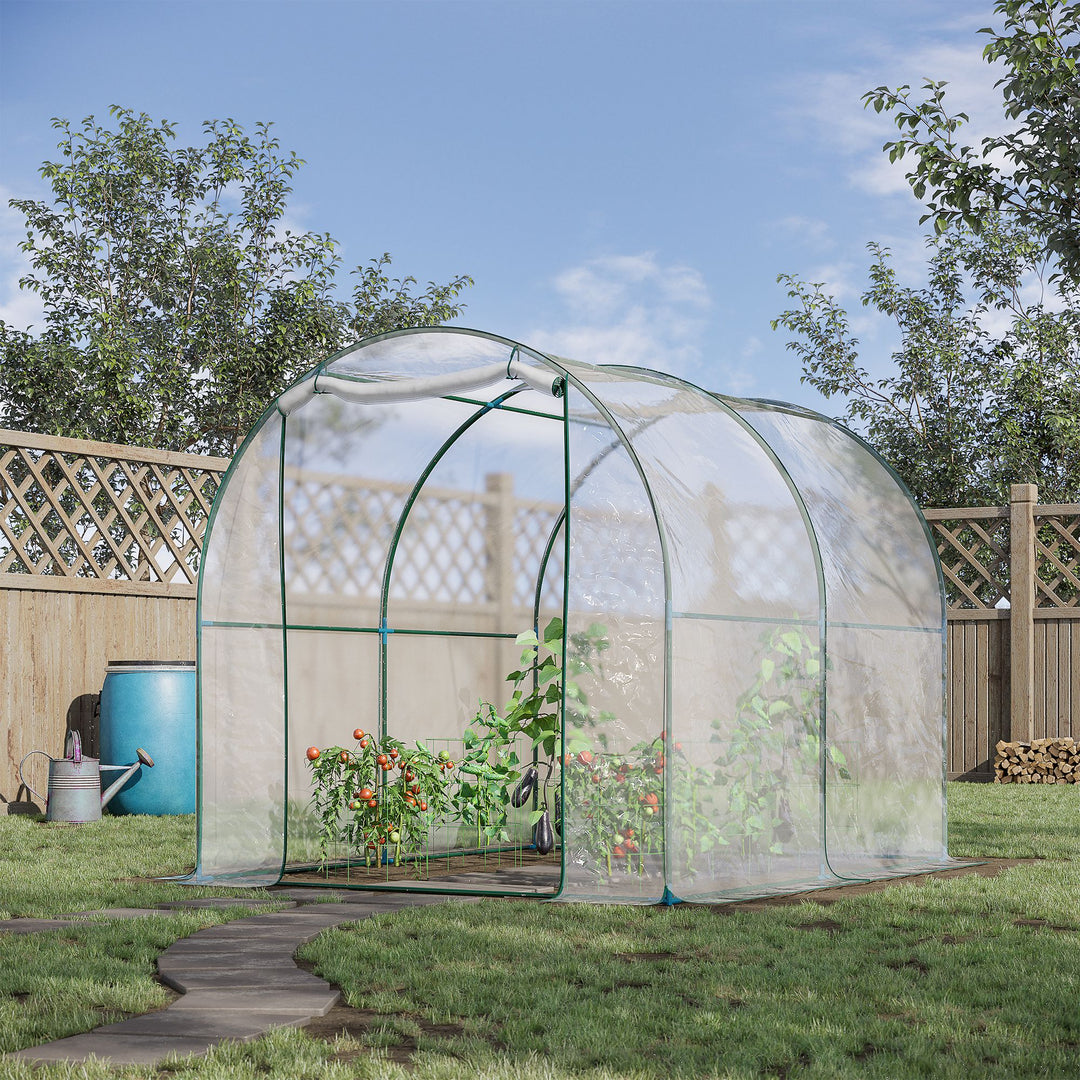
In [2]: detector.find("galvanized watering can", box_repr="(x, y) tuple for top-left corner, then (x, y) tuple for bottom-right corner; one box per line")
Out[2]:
(19, 732), (154, 823)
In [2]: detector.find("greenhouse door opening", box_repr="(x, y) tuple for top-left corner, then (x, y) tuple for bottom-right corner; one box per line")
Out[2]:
(194, 327), (962, 904)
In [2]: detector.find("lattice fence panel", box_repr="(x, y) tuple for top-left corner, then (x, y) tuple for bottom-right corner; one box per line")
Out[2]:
(1035, 511), (1080, 608)
(282, 468), (564, 610)
(0, 433), (226, 584)
(513, 501), (564, 609)
(925, 511), (1010, 610)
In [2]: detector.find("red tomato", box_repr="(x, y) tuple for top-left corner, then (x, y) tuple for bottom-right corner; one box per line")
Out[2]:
(577, 750), (594, 766)
(404, 771), (415, 782)
(591, 773), (600, 784)
(613, 845), (626, 857)
(359, 738), (369, 749)
(410, 782), (420, 793)
(358, 787), (374, 801)
(405, 794), (417, 806)
(646, 792), (659, 806)
(419, 801), (428, 811)
(367, 798), (378, 809)
(389, 748), (399, 759)
(376, 754), (388, 766)
(353, 728), (365, 740)
(306, 746), (320, 761)
(339, 751), (350, 763)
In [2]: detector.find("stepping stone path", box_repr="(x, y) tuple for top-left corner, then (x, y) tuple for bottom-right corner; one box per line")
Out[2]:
(2, 887), (478, 1067)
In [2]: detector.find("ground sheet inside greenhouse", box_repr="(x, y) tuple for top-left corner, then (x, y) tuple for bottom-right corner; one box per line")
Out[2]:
(284, 848), (561, 892)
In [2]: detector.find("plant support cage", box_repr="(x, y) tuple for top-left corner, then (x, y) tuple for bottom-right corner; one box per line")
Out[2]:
(194, 327), (957, 903)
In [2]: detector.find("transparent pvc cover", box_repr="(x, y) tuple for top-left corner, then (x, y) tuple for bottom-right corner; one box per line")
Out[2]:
(194, 328), (956, 902)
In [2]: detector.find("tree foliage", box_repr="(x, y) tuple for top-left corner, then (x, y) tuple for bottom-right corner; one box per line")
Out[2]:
(0, 108), (472, 455)
(864, 0), (1080, 282)
(773, 218), (1080, 507)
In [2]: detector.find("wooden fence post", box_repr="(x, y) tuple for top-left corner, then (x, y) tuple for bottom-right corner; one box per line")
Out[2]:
(1009, 483), (1038, 744)
(485, 472), (515, 633)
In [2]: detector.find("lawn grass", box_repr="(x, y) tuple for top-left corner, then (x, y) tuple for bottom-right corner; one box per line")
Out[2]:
(1, 783), (1079, 1079)
(0, 813), (270, 918)
(945, 781), (1080, 859)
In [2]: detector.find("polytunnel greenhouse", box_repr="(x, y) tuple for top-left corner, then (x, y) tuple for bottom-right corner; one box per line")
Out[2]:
(193, 326), (956, 904)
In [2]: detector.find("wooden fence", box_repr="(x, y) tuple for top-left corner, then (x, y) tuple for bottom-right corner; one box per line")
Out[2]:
(0, 429), (229, 806)
(3, 426), (1077, 799)
(926, 484), (1080, 778)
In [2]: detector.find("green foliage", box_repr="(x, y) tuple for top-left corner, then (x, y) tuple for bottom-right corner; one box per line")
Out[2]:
(774, 218), (1080, 505)
(0, 107), (472, 454)
(711, 626), (842, 859)
(864, 0), (1080, 284)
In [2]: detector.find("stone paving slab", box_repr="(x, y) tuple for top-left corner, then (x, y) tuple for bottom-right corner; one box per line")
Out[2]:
(0, 918), (74, 934)
(68, 907), (171, 920)
(94, 1009), (311, 1039)
(159, 971), (330, 994)
(165, 939), (300, 956)
(168, 988), (339, 1014)
(158, 962), (305, 981)
(158, 953), (313, 969)
(10, 1034), (219, 1065)
(160, 897), (295, 910)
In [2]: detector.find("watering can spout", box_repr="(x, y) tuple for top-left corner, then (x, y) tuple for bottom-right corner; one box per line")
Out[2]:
(100, 748), (154, 809)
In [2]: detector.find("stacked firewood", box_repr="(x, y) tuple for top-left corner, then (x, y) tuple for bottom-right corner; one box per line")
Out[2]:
(994, 738), (1080, 783)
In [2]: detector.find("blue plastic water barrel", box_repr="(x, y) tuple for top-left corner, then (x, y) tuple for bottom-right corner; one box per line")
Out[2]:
(99, 661), (196, 815)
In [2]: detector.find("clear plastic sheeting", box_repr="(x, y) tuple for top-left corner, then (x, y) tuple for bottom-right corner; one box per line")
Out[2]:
(194, 328), (958, 902)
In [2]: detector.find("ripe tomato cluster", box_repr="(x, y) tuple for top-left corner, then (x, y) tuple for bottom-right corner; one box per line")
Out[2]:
(561, 734), (675, 873)
(304, 730), (455, 870)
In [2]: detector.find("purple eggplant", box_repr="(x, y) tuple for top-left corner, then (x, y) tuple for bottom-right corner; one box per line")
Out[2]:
(535, 808), (555, 855)
(511, 766), (539, 808)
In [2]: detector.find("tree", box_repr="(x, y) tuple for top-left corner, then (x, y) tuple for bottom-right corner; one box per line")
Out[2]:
(773, 217), (1080, 506)
(864, 0), (1080, 282)
(0, 108), (471, 455)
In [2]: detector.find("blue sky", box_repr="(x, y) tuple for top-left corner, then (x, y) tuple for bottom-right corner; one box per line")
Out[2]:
(0, 0), (1007, 411)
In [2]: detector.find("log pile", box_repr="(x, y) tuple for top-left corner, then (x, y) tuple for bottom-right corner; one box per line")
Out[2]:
(994, 738), (1080, 783)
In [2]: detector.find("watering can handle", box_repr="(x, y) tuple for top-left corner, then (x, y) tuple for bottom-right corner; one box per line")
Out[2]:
(65, 730), (82, 763)
(18, 750), (52, 804)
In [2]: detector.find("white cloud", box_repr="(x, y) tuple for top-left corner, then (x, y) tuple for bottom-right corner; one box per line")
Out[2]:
(771, 216), (835, 250)
(0, 188), (45, 331)
(530, 253), (712, 378)
(792, 35), (1007, 202)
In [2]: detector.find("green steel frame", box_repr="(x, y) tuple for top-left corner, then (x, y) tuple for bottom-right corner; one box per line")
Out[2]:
(193, 326), (954, 902)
